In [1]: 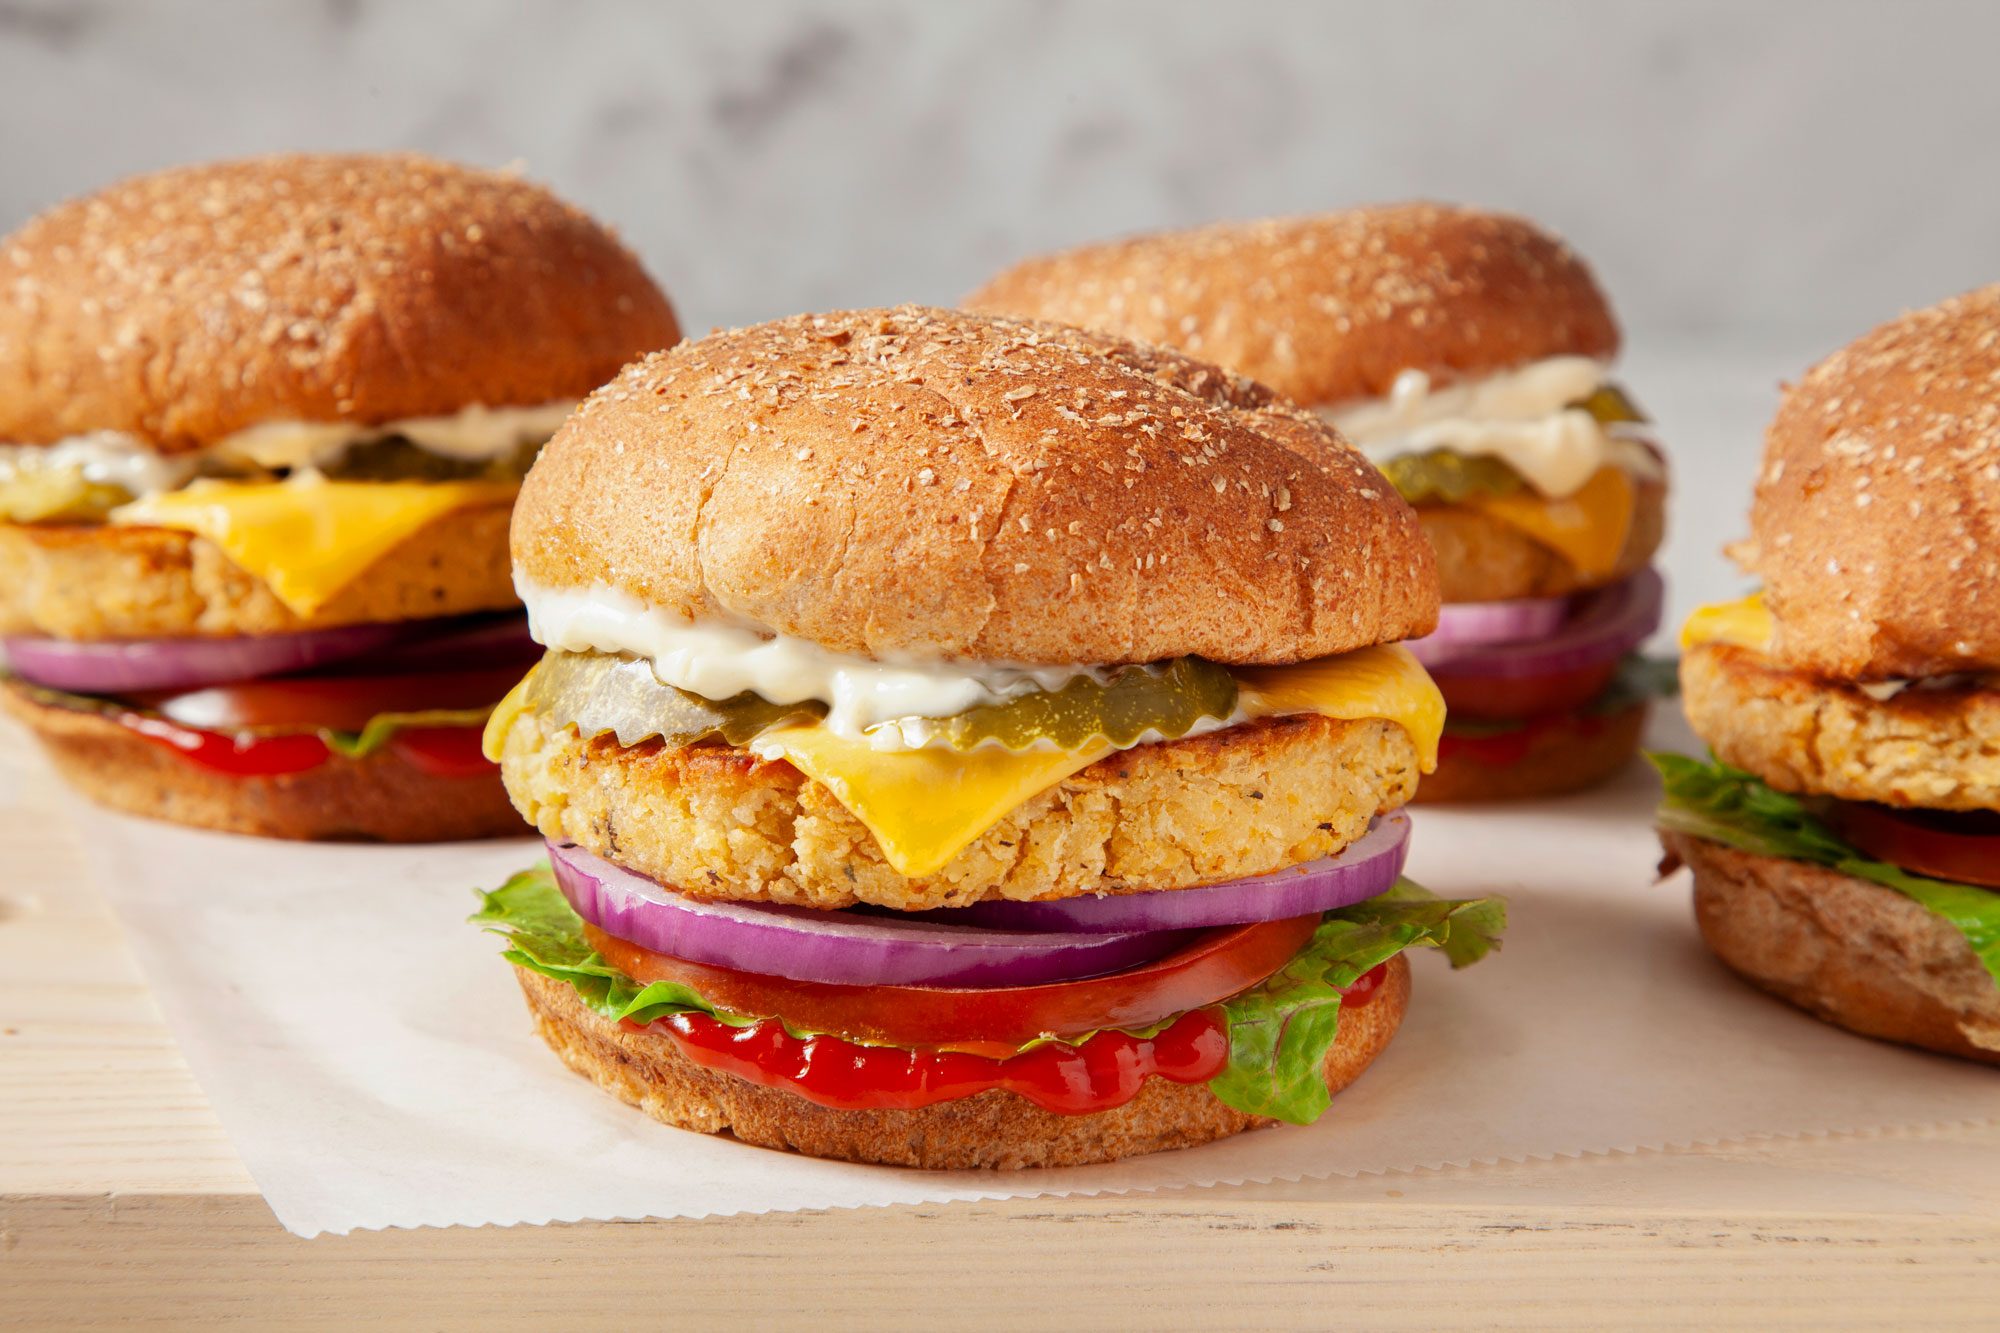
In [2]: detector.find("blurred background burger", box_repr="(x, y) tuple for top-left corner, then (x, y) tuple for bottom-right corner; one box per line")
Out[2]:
(1660, 284), (2000, 1064)
(0, 152), (680, 840)
(969, 204), (1672, 801)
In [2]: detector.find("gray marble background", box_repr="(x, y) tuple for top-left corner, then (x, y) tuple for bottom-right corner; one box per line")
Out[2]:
(3, 0), (1996, 349)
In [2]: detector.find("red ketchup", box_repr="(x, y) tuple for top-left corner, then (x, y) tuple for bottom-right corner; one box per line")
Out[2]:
(639, 963), (1390, 1115)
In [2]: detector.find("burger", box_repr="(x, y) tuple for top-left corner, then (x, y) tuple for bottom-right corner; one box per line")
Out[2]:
(0, 153), (679, 840)
(473, 306), (1502, 1167)
(1659, 284), (2000, 1064)
(967, 204), (1672, 802)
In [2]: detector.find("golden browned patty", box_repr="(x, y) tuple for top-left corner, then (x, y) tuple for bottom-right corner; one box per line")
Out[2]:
(512, 955), (1410, 1169)
(1663, 830), (2000, 1065)
(495, 706), (1422, 911)
(0, 501), (517, 639)
(0, 677), (523, 841)
(1682, 642), (2000, 812)
(1418, 474), (1665, 604)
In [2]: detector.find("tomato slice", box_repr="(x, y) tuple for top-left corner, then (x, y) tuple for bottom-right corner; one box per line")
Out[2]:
(390, 726), (501, 779)
(1430, 658), (1621, 721)
(133, 664), (530, 734)
(585, 913), (1321, 1056)
(1830, 801), (2000, 890)
(116, 710), (335, 776)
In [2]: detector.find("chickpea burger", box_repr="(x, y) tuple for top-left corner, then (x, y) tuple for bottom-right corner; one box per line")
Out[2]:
(0, 153), (679, 840)
(969, 204), (1673, 802)
(1658, 285), (2000, 1064)
(473, 307), (1502, 1168)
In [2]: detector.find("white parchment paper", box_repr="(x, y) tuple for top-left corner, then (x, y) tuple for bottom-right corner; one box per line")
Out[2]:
(64, 711), (2000, 1236)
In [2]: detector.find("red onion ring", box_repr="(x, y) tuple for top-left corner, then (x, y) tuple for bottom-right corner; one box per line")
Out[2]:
(915, 812), (1410, 933)
(1412, 568), (1664, 679)
(3, 622), (412, 694)
(1407, 597), (1570, 659)
(548, 842), (1194, 988)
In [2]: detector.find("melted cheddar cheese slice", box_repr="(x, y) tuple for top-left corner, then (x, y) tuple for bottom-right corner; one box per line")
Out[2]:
(1681, 592), (1774, 653)
(1465, 464), (1635, 580)
(113, 475), (517, 617)
(754, 643), (1445, 879)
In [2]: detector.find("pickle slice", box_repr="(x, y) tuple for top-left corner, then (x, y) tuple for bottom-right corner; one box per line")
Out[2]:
(521, 650), (826, 749)
(894, 657), (1239, 751)
(1379, 449), (1526, 503)
(325, 436), (544, 483)
(1574, 383), (1647, 425)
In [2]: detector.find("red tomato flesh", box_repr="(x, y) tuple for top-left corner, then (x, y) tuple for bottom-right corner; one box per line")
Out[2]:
(587, 913), (1322, 1056)
(1830, 801), (2000, 890)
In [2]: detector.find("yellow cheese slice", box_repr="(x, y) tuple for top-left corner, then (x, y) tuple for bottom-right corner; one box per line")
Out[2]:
(750, 643), (1444, 879)
(751, 726), (1113, 879)
(482, 671), (536, 761)
(1466, 464), (1635, 580)
(112, 475), (517, 617)
(1232, 643), (1445, 772)
(1680, 592), (1774, 652)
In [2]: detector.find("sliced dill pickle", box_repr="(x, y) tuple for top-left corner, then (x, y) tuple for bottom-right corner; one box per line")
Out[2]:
(325, 436), (544, 483)
(0, 467), (133, 522)
(1573, 383), (1647, 425)
(521, 650), (826, 748)
(896, 657), (1239, 751)
(1378, 449), (1526, 504)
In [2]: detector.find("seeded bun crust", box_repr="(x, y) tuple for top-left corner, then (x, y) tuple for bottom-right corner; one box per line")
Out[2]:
(0, 678), (521, 841)
(496, 704), (1419, 910)
(0, 498), (516, 639)
(512, 954), (1410, 1169)
(1663, 831), (2000, 1065)
(512, 306), (1438, 667)
(0, 153), (681, 449)
(964, 205), (1620, 409)
(1683, 642), (2000, 812)
(1737, 284), (2000, 680)
(1415, 703), (1647, 804)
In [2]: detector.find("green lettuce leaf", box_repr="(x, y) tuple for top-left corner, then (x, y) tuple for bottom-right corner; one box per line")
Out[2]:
(1652, 752), (2000, 987)
(1209, 879), (1504, 1124)
(473, 866), (1503, 1125)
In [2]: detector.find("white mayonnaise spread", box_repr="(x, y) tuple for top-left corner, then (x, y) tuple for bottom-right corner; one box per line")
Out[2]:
(518, 577), (1122, 743)
(1319, 356), (1662, 498)
(0, 431), (200, 497)
(0, 400), (576, 498)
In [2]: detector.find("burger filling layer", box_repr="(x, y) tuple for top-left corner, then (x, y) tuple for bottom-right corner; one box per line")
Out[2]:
(1320, 356), (1663, 583)
(474, 856), (1503, 1123)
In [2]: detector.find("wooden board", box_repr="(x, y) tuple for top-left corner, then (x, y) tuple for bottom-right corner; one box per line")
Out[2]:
(3, 735), (1998, 1328)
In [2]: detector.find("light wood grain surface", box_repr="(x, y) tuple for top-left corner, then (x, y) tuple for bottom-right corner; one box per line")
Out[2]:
(3, 734), (1997, 1329)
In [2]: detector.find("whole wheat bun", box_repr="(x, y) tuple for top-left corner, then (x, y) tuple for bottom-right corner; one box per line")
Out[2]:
(1662, 830), (2000, 1065)
(0, 678), (522, 841)
(512, 954), (1410, 1168)
(0, 153), (681, 449)
(1738, 283), (2000, 680)
(1415, 703), (1646, 803)
(964, 204), (1619, 409)
(514, 305), (1438, 666)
